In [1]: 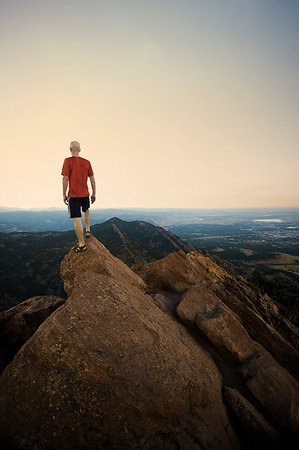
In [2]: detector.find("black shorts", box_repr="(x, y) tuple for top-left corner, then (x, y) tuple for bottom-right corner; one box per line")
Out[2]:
(68, 196), (90, 218)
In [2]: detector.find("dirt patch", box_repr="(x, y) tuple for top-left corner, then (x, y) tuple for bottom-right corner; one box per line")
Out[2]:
(240, 249), (255, 256)
(245, 252), (299, 277)
(269, 253), (299, 265)
(268, 265), (299, 277)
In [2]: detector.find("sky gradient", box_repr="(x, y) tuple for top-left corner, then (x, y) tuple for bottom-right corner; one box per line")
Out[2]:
(1, 0), (298, 208)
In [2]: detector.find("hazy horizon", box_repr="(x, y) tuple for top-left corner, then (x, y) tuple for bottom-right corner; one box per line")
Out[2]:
(1, 0), (298, 209)
(1, 205), (299, 212)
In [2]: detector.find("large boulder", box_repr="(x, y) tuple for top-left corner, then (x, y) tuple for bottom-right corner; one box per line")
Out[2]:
(132, 249), (230, 294)
(177, 282), (257, 363)
(0, 237), (238, 450)
(0, 295), (65, 374)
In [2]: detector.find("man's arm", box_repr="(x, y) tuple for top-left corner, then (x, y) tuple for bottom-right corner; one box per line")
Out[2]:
(62, 176), (69, 205)
(90, 175), (96, 204)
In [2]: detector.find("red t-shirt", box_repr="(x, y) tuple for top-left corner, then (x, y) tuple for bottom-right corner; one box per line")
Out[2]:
(61, 156), (94, 197)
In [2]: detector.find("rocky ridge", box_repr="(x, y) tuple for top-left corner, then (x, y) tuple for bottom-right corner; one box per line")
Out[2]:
(91, 217), (195, 266)
(0, 236), (298, 449)
(0, 217), (193, 312)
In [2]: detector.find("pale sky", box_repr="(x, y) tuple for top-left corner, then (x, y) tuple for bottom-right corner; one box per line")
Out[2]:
(1, 0), (298, 209)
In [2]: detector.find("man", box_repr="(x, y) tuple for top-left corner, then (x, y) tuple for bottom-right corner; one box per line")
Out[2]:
(61, 141), (96, 253)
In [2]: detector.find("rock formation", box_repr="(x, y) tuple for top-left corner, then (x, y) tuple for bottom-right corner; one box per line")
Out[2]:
(0, 295), (65, 374)
(133, 251), (299, 377)
(132, 249), (229, 294)
(0, 237), (298, 449)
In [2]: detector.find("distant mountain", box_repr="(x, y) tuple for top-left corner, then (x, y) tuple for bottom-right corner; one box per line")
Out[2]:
(91, 217), (194, 266)
(0, 218), (194, 311)
(0, 208), (198, 232)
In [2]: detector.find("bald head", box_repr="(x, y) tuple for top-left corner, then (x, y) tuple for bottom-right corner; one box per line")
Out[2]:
(70, 140), (81, 155)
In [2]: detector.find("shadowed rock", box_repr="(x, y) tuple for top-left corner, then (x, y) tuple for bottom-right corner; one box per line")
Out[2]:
(223, 387), (283, 449)
(0, 295), (65, 374)
(214, 283), (299, 378)
(176, 282), (299, 437)
(241, 349), (299, 434)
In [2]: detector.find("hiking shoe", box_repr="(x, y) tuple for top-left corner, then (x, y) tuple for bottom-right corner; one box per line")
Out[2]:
(73, 245), (87, 253)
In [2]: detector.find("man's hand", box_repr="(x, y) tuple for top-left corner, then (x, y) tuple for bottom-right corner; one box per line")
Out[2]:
(90, 176), (96, 204)
(62, 176), (69, 205)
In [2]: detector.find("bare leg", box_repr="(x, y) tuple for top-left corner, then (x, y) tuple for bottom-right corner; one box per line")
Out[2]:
(83, 209), (90, 233)
(73, 218), (85, 247)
